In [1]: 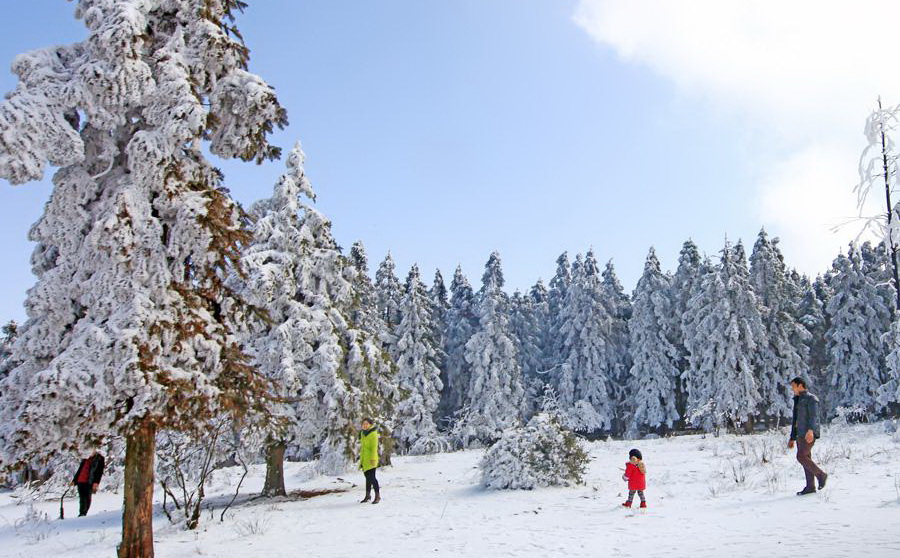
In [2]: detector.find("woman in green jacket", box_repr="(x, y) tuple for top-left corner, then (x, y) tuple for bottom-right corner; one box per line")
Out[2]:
(359, 418), (380, 504)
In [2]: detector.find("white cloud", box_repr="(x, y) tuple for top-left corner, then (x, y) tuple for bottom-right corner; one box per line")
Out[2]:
(574, 0), (900, 274)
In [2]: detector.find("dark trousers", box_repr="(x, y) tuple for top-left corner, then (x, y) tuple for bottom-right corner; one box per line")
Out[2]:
(77, 483), (93, 516)
(364, 468), (379, 494)
(796, 438), (825, 490)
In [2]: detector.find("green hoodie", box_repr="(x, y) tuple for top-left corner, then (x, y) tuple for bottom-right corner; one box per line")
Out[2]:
(360, 428), (379, 471)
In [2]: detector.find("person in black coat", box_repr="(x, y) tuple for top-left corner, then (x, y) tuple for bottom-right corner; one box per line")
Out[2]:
(788, 377), (827, 496)
(72, 450), (105, 516)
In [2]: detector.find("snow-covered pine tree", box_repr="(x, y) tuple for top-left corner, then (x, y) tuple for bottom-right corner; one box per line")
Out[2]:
(826, 245), (891, 416)
(529, 280), (551, 365)
(348, 242), (388, 341)
(394, 265), (445, 454)
(798, 275), (831, 403)
(375, 253), (403, 334)
(682, 242), (765, 432)
(545, 252), (572, 372)
(880, 320), (900, 413)
(345, 241), (399, 463)
(555, 250), (617, 433)
(749, 229), (810, 425)
(527, 282), (553, 418)
(297, 231), (395, 476)
(429, 269), (450, 376)
(439, 266), (477, 422)
(628, 248), (679, 435)
(0, 3), (286, 555)
(430, 269), (450, 331)
(670, 240), (703, 425)
(510, 289), (545, 419)
(602, 260), (633, 433)
(239, 143), (359, 489)
(459, 253), (524, 446)
(860, 241), (897, 314)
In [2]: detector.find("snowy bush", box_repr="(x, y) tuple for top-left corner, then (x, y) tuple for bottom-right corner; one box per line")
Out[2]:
(14, 504), (52, 545)
(830, 406), (872, 428)
(480, 413), (588, 490)
(157, 418), (256, 530)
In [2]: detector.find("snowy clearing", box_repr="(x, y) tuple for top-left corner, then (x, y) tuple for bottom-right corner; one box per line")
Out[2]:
(2, 422), (899, 558)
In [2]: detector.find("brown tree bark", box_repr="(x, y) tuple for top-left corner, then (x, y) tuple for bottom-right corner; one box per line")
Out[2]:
(262, 441), (286, 497)
(118, 421), (157, 558)
(379, 430), (394, 467)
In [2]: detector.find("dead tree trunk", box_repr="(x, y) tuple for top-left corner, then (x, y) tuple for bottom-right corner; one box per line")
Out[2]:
(879, 97), (900, 316)
(119, 421), (157, 558)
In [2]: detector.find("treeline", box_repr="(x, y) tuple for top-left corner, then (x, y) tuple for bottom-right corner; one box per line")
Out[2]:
(372, 231), (899, 446)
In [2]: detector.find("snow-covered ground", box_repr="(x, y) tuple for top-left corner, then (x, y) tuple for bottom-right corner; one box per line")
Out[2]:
(2, 422), (899, 558)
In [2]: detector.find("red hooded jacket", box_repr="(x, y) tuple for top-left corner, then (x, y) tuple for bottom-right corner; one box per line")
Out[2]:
(624, 462), (646, 491)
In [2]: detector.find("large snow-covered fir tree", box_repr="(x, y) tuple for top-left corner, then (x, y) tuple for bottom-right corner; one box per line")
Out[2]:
(238, 143), (332, 494)
(0, 2), (287, 556)
(682, 242), (765, 432)
(347, 242), (393, 348)
(545, 252), (572, 371)
(826, 245), (891, 415)
(798, 275), (831, 400)
(430, 269), (450, 333)
(881, 320), (900, 412)
(240, 144), (393, 485)
(375, 253), (403, 335)
(749, 230), (810, 424)
(439, 266), (478, 422)
(627, 249), (679, 434)
(458, 253), (524, 446)
(429, 269), (450, 385)
(669, 240), (703, 424)
(510, 288), (546, 419)
(393, 265), (445, 454)
(601, 260), (633, 432)
(554, 250), (617, 433)
(345, 241), (399, 439)
(513, 282), (551, 418)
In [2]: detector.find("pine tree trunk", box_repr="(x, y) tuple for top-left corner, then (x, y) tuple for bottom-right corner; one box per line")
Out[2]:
(743, 416), (755, 435)
(118, 421), (156, 558)
(379, 431), (394, 467)
(674, 363), (687, 430)
(262, 441), (287, 497)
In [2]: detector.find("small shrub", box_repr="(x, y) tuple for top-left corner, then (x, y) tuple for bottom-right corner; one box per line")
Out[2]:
(480, 413), (589, 490)
(817, 440), (853, 466)
(14, 504), (52, 545)
(764, 466), (781, 495)
(233, 516), (271, 537)
(729, 459), (748, 485)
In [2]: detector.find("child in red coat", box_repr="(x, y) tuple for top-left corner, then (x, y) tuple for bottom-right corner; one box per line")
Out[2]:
(622, 448), (647, 508)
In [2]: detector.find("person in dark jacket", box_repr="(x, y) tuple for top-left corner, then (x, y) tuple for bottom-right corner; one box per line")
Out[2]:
(788, 377), (827, 495)
(72, 450), (105, 516)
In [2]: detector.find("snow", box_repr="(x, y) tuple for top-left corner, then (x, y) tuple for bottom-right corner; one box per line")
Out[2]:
(3, 422), (898, 558)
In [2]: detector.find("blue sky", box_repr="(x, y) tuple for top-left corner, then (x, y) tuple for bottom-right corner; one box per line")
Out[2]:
(0, 1), (884, 322)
